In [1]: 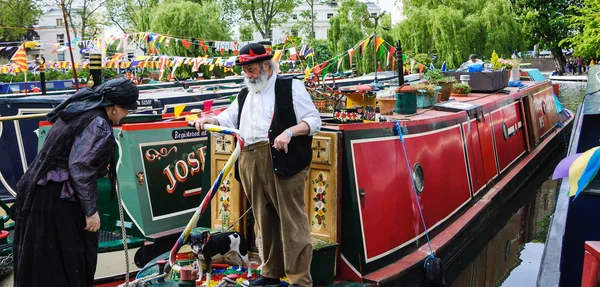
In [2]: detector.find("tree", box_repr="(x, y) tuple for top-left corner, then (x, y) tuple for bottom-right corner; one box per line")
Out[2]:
(235, 0), (299, 40)
(394, 0), (524, 69)
(563, 0), (600, 60)
(514, 0), (578, 73)
(0, 0), (42, 42)
(55, 0), (105, 40)
(105, 0), (159, 32)
(239, 23), (255, 41)
(149, 0), (231, 57)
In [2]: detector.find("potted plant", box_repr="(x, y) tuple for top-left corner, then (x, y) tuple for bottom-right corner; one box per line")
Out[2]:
(451, 83), (471, 97)
(437, 76), (456, 102)
(415, 83), (440, 108)
(377, 88), (397, 115)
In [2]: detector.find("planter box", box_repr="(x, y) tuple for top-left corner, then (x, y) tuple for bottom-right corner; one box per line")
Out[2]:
(443, 70), (508, 92)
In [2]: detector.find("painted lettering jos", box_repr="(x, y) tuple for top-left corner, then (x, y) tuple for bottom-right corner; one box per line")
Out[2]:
(160, 146), (207, 194)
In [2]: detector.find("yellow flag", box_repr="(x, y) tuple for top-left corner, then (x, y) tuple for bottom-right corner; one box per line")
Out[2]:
(174, 104), (186, 117)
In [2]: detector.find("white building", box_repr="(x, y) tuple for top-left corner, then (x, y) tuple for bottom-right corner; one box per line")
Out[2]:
(390, 0), (405, 25)
(31, 7), (84, 63)
(252, 0), (382, 43)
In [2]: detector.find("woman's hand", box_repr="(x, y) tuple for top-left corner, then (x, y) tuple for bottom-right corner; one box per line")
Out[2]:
(85, 212), (100, 232)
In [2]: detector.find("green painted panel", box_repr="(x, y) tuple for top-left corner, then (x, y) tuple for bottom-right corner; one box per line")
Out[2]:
(117, 126), (210, 237)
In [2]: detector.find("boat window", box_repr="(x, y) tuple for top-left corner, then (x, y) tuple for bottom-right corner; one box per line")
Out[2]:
(412, 163), (424, 194)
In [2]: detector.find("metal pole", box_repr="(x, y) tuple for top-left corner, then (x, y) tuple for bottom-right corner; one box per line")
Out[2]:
(374, 17), (378, 82)
(396, 40), (404, 86)
(61, 0), (79, 91)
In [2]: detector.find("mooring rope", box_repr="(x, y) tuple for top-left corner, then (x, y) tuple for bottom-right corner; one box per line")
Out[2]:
(114, 130), (132, 287)
(393, 121), (436, 266)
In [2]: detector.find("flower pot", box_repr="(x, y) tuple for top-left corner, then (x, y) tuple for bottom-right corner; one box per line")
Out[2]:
(394, 85), (418, 114)
(439, 81), (454, 102)
(417, 93), (438, 108)
(378, 98), (397, 115)
(510, 69), (521, 82)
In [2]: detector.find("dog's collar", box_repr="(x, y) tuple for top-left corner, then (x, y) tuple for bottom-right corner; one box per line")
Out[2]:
(202, 233), (211, 250)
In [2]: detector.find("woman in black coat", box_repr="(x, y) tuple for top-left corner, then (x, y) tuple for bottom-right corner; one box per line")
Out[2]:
(12, 78), (139, 287)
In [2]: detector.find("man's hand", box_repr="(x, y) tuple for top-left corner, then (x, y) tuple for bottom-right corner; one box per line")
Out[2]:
(193, 117), (219, 131)
(272, 131), (292, 153)
(85, 212), (100, 232)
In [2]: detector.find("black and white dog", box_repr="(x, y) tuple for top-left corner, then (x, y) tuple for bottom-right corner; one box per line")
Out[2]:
(188, 231), (252, 286)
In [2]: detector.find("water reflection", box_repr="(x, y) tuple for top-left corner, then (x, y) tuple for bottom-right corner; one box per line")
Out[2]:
(450, 179), (559, 287)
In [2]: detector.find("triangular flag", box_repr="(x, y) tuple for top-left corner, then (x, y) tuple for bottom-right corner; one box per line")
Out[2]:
(419, 64), (424, 76)
(273, 50), (283, 62)
(337, 57), (343, 72)
(174, 104), (186, 117)
(289, 47), (297, 60)
(181, 40), (191, 50)
(10, 46), (27, 71)
(348, 48), (354, 67)
(429, 63), (435, 70)
(375, 37), (385, 52)
(441, 61), (447, 71)
(360, 36), (371, 56)
(321, 64), (331, 81)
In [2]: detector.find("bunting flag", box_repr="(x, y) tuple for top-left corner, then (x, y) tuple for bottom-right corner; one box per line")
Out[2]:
(387, 46), (396, 66)
(419, 63), (424, 76)
(348, 48), (354, 67)
(441, 61), (447, 72)
(360, 36), (371, 56)
(289, 47), (298, 60)
(304, 67), (314, 81)
(191, 58), (201, 72)
(10, 46), (27, 71)
(337, 57), (343, 72)
(375, 37), (385, 52)
(273, 50), (283, 62)
(304, 46), (314, 58)
(165, 38), (171, 47)
(181, 40), (191, 50)
(299, 44), (308, 57)
(321, 63), (331, 81)
(429, 63), (435, 70)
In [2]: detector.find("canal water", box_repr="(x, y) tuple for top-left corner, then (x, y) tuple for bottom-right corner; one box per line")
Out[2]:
(448, 81), (587, 287)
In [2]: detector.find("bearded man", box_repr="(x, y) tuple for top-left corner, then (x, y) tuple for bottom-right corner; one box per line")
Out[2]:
(193, 43), (321, 287)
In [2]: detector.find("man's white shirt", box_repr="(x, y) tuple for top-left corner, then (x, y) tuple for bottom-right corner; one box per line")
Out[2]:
(215, 73), (322, 145)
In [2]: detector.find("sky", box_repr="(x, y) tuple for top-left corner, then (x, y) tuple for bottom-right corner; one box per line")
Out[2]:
(377, 0), (396, 14)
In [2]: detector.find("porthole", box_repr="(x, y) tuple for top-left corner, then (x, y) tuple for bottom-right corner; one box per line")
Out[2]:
(412, 163), (424, 194)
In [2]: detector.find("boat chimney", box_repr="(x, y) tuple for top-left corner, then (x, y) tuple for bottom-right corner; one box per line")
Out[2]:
(396, 40), (404, 86)
(37, 57), (47, 95)
(88, 53), (102, 88)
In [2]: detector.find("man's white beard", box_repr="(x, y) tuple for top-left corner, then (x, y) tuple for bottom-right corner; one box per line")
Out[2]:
(244, 70), (269, 93)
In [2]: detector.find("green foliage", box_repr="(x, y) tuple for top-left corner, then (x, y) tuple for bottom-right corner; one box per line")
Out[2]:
(490, 50), (500, 69)
(394, 0), (524, 69)
(563, 0), (600, 59)
(0, 0), (41, 42)
(236, 0), (300, 39)
(452, 83), (471, 94)
(513, 0), (577, 72)
(423, 69), (443, 83)
(148, 0), (231, 57)
(238, 23), (255, 41)
(308, 39), (333, 65)
(105, 0), (159, 32)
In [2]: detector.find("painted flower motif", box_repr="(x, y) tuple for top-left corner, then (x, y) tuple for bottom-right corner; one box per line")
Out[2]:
(311, 173), (329, 228)
(219, 172), (233, 215)
(315, 201), (324, 210)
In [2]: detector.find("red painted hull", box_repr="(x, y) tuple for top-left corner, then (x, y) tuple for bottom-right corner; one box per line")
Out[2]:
(335, 80), (572, 284)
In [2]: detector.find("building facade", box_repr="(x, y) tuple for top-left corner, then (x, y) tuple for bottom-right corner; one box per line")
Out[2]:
(31, 7), (84, 63)
(252, 0), (382, 43)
